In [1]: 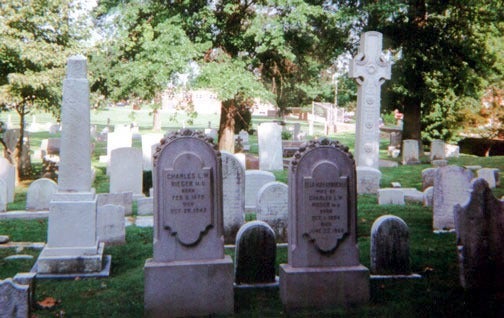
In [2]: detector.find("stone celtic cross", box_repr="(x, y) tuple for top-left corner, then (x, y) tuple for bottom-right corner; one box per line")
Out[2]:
(349, 31), (391, 170)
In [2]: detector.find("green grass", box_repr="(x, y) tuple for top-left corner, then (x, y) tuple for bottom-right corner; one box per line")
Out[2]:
(1, 109), (504, 316)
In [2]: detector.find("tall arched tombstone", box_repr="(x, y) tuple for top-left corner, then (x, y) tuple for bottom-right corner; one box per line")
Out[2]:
(144, 129), (233, 317)
(280, 139), (369, 312)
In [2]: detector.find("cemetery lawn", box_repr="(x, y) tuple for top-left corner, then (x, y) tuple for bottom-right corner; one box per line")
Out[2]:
(0, 156), (503, 317)
(1, 108), (503, 316)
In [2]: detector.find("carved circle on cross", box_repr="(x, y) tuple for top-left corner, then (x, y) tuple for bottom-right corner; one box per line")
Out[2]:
(366, 97), (374, 105)
(365, 122), (373, 129)
(364, 144), (373, 153)
(366, 64), (377, 75)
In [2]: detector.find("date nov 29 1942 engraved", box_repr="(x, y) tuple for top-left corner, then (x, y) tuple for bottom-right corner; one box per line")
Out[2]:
(166, 171), (210, 214)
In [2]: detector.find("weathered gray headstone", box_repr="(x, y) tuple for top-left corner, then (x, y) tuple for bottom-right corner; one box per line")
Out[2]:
(454, 178), (504, 290)
(402, 188), (424, 203)
(422, 167), (437, 190)
(245, 170), (275, 212)
(356, 167), (381, 194)
(106, 131), (132, 162)
(25, 178), (57, 211)
(141, 133), (163, 171)
(0, 278), (30, 318)
(3, 129), (20, 154)
(37, 55), (105, 275)
(370, 215), (410, 275)
(13, 272), (36, 310)
(258, 122), (283, 171)
(430, 139), (445, 161)
(234, 221), (276, 285)
(280, 139), (369, 311)
(109, 147), (143, 196)
(445, 144), (460, 158)
(136, 197), (153, 215)
(433, 165), (473, 231)
(0, 179), (8, 212)
(256, 181), (288, 241)
(349, 31), (391, 194)
(238, 129), (250, 151)
(477, 168), (497, 189)
(0, 157), (16, 203)
(402, 139), (420, 165)
(97, 204), (125, 245)
(97, 192), (133, 216)
(423, 186), (434, 207)
(144, 129), (233, 317)
(221, 151), (245, 243)
(377, 188), (405, 205)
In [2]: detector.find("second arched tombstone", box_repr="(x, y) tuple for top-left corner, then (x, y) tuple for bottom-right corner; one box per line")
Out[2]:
(256, 181), (288, 242)
(25, 178), (58, 211)
(234, 221), (277, 285)
(370, 215), (411, 275)
(221, 151), (245, 244)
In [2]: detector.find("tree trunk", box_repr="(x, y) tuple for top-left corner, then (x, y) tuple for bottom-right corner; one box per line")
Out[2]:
(218, 99), (237, 153)
(402, 97), (423, 155)
(15, 107), (32, 180)
(152, 108), (161, 131)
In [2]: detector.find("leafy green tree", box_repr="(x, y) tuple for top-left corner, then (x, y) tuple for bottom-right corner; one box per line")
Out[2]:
(0, 0), (82, 178)
(362, 0), (504, 145)
(461, 28), (504, 155)
(91, 0), (357, 152)
(90, 1), (208, 130)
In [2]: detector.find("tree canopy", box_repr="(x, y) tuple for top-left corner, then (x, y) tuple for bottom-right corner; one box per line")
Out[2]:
(361, 0), (504, 144)
(0, 0), (83, 177)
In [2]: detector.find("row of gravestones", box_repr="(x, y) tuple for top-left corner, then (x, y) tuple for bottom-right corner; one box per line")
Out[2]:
(143, 130), (504, 316)
(377, 165), (500, 209)
(235, 213), (414, 286)
(390, 138), (460, 163)
(1, 172), (502, 317)
(423, 165), (500, 231)
(144, 132), (372, 316)
(17, 149), (290, 243)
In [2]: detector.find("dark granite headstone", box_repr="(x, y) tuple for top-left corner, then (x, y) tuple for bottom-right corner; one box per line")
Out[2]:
(370, 215), (410, 275)
(454, 178), (504, 290)
(234, 221), (276, 285)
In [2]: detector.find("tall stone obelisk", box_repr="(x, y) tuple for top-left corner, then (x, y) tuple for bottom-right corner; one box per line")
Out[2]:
(37, 55), (104, 274)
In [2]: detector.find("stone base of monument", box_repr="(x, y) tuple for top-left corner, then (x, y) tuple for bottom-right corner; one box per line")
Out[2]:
(144, 256), (234, 318)
(279, 264), (369, 311)
(357, 167), (381, 194)
(36, 191), (108, 276)
(36, 243), (106, 275)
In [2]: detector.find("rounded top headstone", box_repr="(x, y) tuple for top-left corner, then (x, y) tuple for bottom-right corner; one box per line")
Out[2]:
(66, 55), (87, 79)
(371, 214), (408, 236)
